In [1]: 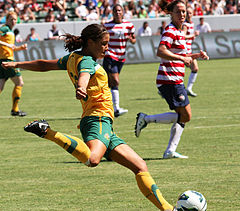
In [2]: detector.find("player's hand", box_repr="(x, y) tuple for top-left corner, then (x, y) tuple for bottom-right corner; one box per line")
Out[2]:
(195, 31), (200, 36)
(182, 56), (193, 66)
(200, 50), (209, 60)
(21, 43), (28, 50)
(76, 87), (88, 101)
(1, 61), (17, 69)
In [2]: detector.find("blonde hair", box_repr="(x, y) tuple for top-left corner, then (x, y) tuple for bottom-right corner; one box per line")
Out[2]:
(6, 11), (18, 20)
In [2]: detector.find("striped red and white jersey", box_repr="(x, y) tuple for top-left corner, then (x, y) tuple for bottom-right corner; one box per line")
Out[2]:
(104, 20), (135, 62)
(182, 21), (194, 54)
(156, 23), (187, 86)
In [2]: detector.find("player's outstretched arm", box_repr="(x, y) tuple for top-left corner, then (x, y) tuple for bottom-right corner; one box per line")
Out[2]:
(2, 59), (60, 71)
(188, 50), (209, 60)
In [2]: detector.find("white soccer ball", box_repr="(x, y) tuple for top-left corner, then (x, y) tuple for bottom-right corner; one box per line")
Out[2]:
(176, 190), (207, 211)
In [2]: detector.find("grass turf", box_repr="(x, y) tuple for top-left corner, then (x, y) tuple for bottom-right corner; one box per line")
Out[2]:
(0, 58), (239, 210)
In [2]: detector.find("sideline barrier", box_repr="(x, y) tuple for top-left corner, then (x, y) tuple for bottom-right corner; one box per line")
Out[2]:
(14, 31), (240, 64)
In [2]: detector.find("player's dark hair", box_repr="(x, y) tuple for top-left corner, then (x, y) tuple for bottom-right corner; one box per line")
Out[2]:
(113, 4), (123, 12)
(159, 0), (186, 13)
(64, 24), (108, 52)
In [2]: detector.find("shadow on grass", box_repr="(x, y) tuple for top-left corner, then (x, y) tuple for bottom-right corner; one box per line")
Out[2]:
(58, 157), (164, 164)
(132, 97), (159, 101)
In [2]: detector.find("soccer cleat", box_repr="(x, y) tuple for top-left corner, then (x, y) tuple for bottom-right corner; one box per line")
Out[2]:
(163, 151), (188, 159)
(135, 112), (147, 137)
(114, 107), (128, 117)
(24, 119), (50, 138)
(187, 89), (197, 97)
(11, 110), (27, 117)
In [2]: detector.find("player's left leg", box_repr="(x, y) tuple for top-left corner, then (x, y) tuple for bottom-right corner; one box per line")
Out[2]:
(110, 144), (174, 211)
(187, 59), (199, 97)
(10, 75), (26, 116)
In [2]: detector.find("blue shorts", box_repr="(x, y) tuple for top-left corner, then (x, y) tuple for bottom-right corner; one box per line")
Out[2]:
(103, 57), (124, 74)
(158, 84), (189, 110)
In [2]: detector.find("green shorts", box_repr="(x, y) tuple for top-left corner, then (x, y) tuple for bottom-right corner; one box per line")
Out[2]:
(0, 59), (21, 80)
(80, 116), (126, 159)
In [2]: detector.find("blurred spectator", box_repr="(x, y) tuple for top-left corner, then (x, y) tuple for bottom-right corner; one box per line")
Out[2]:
(30, 0), (42, 13)
(43, 0), (53, 12)
(14, 28), (23, 43)
(156, 20), (166, 35)
(57, 9), (68, 21)
(47, 24), (63, 40)
(45, 9), (56, 22)
(211, 1), (224, 15)
(196, 17), (211, 33)
(25, 27), (41, 41)
(102, 5), (113, 21)
(53, 0), (67, 11)
(138, 21), (152, 36)
(138, 5), (148, 18)
(16, 0), (25, 12)
(127, 0), (137, 17)
(224, 0), (237, 14)
(86, 7), (99, 21)
(75, 0), (89, 20)
(20, 5), (36, 22)
(193, 3), (204, 16)
(123, 4), (133, 19)
(201, 0), (211, 15)
(148, 4), (158, 18)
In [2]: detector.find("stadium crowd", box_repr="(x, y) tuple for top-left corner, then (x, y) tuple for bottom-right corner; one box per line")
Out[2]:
(0, 0), (239, 24)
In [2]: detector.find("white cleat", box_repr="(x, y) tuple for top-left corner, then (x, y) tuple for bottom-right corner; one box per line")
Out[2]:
(114, 107), (128, 117)
(187, 89), (197, 97)
(135, 112), (147, 137)
(163, 151), (188, 159)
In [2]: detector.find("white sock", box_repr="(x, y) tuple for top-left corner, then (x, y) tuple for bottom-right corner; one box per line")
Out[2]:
(145, 112), (178, 124)
(165, 122), (184, 153)
(187, 72), (198, 91)
(111, 89), (120, 111)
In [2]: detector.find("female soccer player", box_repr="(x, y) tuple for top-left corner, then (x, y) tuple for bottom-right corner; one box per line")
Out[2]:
(103, 4), (136, 117)
(2, 24), (175, 211)
(135, 0), (209, 159)
(0, 11), (27, 116)
(183, 6), (200, 97)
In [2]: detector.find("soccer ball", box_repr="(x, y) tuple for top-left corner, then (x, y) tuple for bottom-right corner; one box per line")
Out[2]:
(176, 190), (207, 211)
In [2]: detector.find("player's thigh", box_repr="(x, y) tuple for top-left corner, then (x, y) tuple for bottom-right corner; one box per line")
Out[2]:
(109, 144), (148, 174)
(86, 139), (107, 166)
(11, 75), (24, 86)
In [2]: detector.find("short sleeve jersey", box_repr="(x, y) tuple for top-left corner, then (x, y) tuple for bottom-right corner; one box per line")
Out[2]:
(57, 51), (114, 119)
(182, 21), (194, 54)
(104, 20), (135, 62)
(156, 23), (187, 86)
(0, 25), (15, 60)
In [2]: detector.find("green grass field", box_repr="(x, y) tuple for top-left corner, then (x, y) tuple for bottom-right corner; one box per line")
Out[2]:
(0, 58), (239, 211)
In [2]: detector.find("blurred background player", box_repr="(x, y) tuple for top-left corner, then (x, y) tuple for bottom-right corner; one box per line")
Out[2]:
(183, 7), (200, 97)
(3, 23), (175, 211)
(103, 4), (136, 117)
(135, 0), (209, 159)
(0, 11), (27, 116)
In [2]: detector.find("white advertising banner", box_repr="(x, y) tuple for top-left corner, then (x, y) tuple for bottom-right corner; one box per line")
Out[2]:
(14, 31), (240, 64)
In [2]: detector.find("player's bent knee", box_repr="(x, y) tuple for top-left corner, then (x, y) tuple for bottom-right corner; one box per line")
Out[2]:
(88, 157), (101, 167)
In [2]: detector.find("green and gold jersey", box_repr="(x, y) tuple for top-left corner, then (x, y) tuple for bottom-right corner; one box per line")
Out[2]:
(0, 25), (15, 60)
(58, 51), (114, 119)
